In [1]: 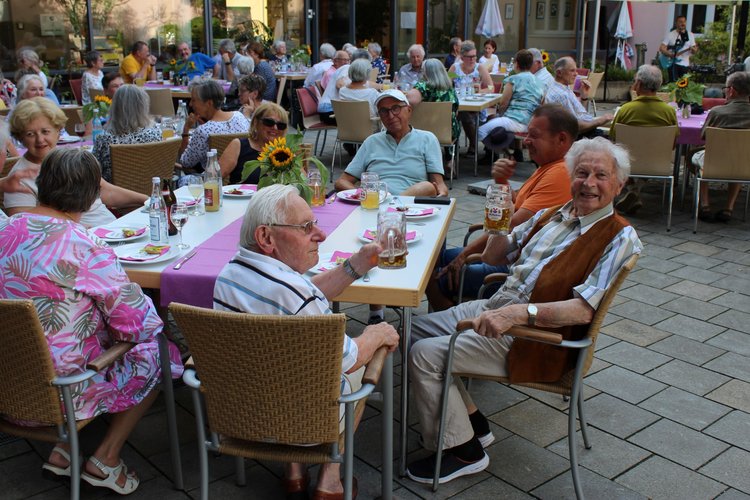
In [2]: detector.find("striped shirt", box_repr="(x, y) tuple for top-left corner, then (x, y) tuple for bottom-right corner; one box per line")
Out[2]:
(486, 201), (642, 311)
(544, 81), (594, 122)
(214, 248), (359, 380)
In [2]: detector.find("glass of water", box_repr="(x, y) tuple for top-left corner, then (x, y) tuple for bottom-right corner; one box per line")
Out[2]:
(171, 203), (190, 250)
(187, 175), (205, 216)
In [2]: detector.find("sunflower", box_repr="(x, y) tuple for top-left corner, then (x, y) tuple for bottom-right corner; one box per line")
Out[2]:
(541, 50), (550, 63)
(676, 77), (689, 88)
(94, 95), (112, 105)
(169, 59), (177, 65)
(269, 146), (294, 168)
(189, 61), (196, 70)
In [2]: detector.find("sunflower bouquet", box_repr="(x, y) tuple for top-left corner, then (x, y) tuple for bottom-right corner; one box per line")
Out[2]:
(82, 94), (111, 122)
(662, 73), (704, 105)
(242, 130), (329, 204)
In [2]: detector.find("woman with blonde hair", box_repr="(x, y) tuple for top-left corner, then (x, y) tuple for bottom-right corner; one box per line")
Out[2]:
(218, 102), (288, 184)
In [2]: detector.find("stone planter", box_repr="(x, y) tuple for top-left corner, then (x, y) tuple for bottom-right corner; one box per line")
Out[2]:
(594, 81), (632, 102)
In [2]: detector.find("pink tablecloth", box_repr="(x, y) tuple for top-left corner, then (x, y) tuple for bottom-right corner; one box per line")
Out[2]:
(677, 114), (706, 146)
(159, 199), (359, 308)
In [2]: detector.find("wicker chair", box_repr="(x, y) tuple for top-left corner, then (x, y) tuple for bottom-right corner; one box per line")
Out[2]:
(208, 132), (248, 158)
(145, 87), (176, 117)
(431, 253), (640, 498)
(170, 304), (388, 500)
(110, 137), (181, 195)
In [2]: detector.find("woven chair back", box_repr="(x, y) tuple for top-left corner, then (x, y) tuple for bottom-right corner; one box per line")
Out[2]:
(410, 101), (454, 146)
(110, 137), (181, 195)
(144, 88), (176, 117)
(331, 100), (372, 143)
(208, 132), (248, 157)
(703, 127), (750, 181)
(0, 300), (64, 425)
(61, 106), (84, 136)
(615, 124), (677, 176)
(170, 304), (345, 445)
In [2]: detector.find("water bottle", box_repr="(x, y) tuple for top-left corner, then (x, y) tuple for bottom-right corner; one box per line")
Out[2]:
(203, 151), (222, 212)
(149, 177), (170, 244)
(91, 116), (103, 142)
(176, 100), (188, 133)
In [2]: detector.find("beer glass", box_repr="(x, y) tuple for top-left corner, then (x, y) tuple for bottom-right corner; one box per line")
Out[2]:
(377, 210), (407, 269)
(360, 172), (388, 210)
(308, 169), (325, 207)
(484, 183), (513, 235)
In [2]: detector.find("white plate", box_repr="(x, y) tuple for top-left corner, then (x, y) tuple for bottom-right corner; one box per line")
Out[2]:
(223, 184), (256, 197)
(58, 136), (82, 144)
(358, 228), (423, 245)
(307, 252), (348, 275)
(398, 205), (440, 219)
(337, 189), (391, 204)
(115, 243), (182, 265)
(93, 225), (148, 243)
(463, 97), (485, 102)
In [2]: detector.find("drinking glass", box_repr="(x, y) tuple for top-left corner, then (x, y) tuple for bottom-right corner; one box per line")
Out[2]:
(377, 210), (407, 269)
(171, 203), (190, 249)
(359, 172), (388, 210)
(187, 175), (205, 216)
(74, 123), (86, 139)
(484, 184), (513, 235)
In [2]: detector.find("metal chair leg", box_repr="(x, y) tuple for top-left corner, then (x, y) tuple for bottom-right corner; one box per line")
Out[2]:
(61, 386), (81, 500)
(568, 348), (589, 500)
(159, 334), (184, 490)
(235, 457), (246, 486)
(432, 331), (464, 491)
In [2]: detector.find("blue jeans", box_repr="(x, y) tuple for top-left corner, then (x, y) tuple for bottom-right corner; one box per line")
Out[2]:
(438, 247), (507, 300)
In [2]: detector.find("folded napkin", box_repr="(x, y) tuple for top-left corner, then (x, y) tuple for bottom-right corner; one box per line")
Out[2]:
(387, 207), (434, 216)
(119, 244), (171, 262)
(94, 227), (147, 239)
(238, 184), (257, 191)
(362, 229), (417, 241)
(316, 251), (353, 272)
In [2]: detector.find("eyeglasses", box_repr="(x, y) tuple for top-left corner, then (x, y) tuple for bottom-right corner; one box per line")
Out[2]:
(462, 54), (478, 59)
(266, 219), (319, 234)
(377, 104), (408, 117)
(722, 86), (733, 92)
(260, 118), (288, 130)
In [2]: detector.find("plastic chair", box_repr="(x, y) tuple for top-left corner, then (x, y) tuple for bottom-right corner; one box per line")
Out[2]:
(432, 254), (639, 498)
(69, 78), (83, 105)
(585, 72), (604, 114)
(692, 127), (750, 233)
(110, 137), (181, 195)
(144, 88), (176, 117)
(296, 86), (335, 157)
(170, 303), (388, 500)
(410, 101), (458, 185)
(614, 124), (678, 231)
(368, 67), (379, 82)
(330, 100), (374, 170)
(209, 132), (248, 157)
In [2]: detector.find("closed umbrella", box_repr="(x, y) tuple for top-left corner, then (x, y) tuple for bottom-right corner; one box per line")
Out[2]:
(615, 1), (634, 69)
(475, 0), (505, 38)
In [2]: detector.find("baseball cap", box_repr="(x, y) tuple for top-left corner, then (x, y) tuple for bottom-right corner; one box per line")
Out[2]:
(375, 89), (410, 107)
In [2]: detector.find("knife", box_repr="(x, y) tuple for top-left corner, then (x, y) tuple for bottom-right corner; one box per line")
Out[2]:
(173, 250), (197, 270)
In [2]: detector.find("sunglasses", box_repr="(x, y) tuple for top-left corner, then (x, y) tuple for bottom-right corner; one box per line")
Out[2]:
(260, 118), (288, 130)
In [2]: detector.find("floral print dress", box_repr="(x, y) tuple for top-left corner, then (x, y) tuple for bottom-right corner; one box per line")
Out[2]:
(0, 214), (184, 421)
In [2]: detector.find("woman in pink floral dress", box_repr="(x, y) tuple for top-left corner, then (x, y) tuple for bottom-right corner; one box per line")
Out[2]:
(0, 148), (183, 495)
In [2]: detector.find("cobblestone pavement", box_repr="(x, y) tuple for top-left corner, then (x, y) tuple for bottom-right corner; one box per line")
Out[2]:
(3, 113), (749, 499)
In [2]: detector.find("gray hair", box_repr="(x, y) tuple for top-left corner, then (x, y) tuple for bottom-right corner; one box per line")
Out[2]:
(351, 49), (371, 62)
(528, 48), (543, 62)
(219, 39), (236, 54)
(17, 48), (41, 67)
(342, 43), (356, 55)
(565, 137), (631, 184)
(349, 59), (371, 82)
(727, 71), (750, 97)
(422, 58), (452, 91)
(273, 40), (286, 51)
(189, 78), (225, 108)
(635, 64), (663, 92)
(367, 42), (382, 56)
(16, 74), (44, 98)
(320, 43), (336, 59)
(236, 56), (255, 76)
(408, 44), (425, 57)
(37, 148), (101, 213)
(106, 84), (152, 135)
(554, 56), (575, 74)
(459, 41), (477, 57)
(449, 37), (462, 52)
(240, 184), (299, 251)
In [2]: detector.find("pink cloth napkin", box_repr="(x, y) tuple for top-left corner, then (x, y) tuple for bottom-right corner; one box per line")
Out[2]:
(362, 229), (417, 241)
(316, 251), (353, 272)
(119, 244), (170, 262)
(94, 227), (147, 239)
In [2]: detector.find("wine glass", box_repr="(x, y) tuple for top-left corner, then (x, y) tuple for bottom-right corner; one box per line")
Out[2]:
(187, 175), (205, 216)
(74, 123), (86, 139)
(171, 203), (190, 250)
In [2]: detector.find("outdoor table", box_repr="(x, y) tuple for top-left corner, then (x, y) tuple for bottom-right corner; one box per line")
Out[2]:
(458, 93), (505, 175)
(274, 71), (309, 128)
(102, 186), (457, 497)
(144, 81), (232, 99)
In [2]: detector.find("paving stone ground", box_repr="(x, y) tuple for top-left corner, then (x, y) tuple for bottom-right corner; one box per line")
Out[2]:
(3, 103), (749, 499)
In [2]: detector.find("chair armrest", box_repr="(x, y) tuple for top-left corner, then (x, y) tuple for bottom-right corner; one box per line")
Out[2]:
(455, 321), (563, 345)
(463, 224), (485, 246)
(483, 272), (508, 285)
(52, 369), (99, 386)
(183, 368), (201, 390)
(464, 253), (484, 265)
(362, 347), (388, 386)
(86, 342), (135, 372)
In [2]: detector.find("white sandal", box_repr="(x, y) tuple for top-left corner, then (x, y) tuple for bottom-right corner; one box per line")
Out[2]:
(81, 456), (139, 495)
(41, 446), (72, 479)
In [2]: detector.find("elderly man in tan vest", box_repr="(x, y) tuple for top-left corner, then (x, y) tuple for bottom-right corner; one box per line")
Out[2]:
(406, 137), (643, 485)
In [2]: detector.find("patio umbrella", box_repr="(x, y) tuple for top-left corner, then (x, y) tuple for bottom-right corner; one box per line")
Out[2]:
(475, 0), (504, 38)
(614, 0), (634, 69)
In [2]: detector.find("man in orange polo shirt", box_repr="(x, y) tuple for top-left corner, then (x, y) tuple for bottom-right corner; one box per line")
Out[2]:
(426, 104), (577, 310)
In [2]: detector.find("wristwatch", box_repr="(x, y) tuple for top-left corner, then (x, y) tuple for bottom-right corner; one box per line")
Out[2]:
(342, 258), (363, 280)
(527, 303), (538, 327)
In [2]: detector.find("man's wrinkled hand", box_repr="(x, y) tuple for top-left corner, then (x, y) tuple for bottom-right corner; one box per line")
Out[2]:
(351, 243), (382, 273)
(437, 253), (466, 292)
(473, 308), (515, 338)
(366, 322), (400, 352)
(491, 158), (516, 184)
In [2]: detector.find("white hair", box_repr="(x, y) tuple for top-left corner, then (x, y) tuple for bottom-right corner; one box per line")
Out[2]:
(16, 74), (45, 99)
(565, 137), (631, 183)
(239, 184), (300, 251)
(408, 44), (425, 57)
(236, 56), (255, 76)
(320, 43), (336, 59)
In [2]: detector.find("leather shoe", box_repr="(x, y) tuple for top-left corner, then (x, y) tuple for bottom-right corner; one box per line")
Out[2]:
(312, 477), (358, 500)
(283, 472), (310, 500)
